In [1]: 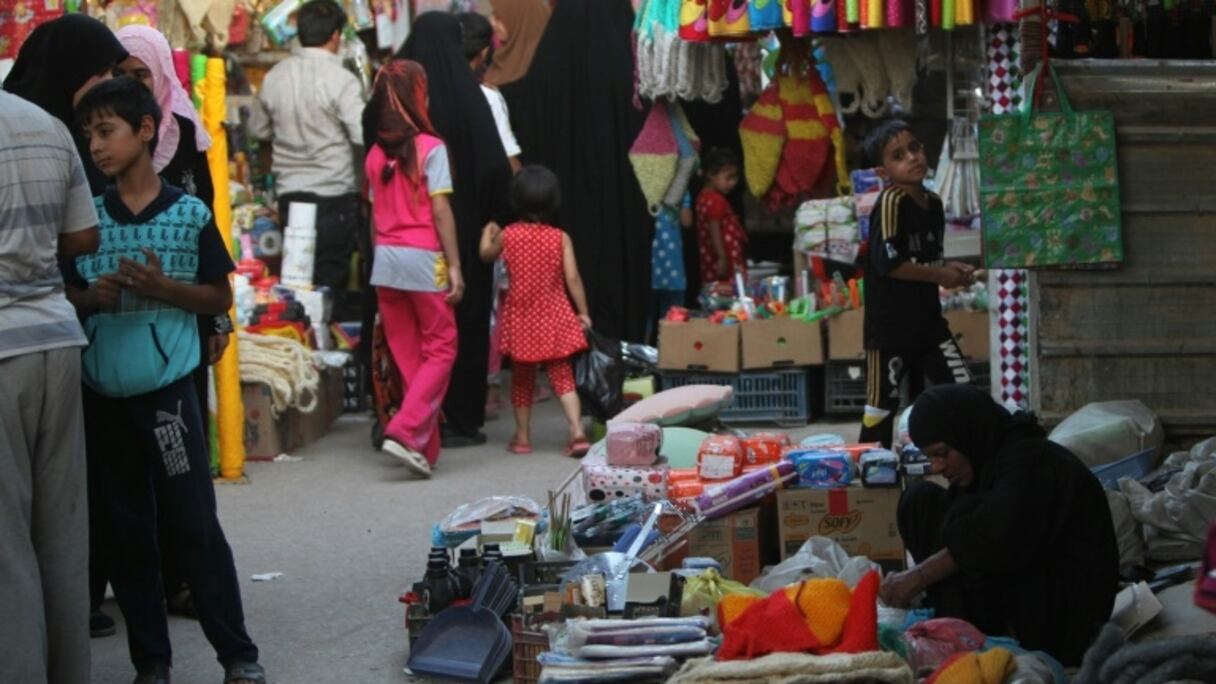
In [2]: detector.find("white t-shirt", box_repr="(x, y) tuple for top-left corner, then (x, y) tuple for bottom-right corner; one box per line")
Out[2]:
(481, 84), (522, 159)
(0, 91), (96, 361)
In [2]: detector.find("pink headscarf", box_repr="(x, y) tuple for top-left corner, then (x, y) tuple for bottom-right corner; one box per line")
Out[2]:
(115, 25), (210, 172)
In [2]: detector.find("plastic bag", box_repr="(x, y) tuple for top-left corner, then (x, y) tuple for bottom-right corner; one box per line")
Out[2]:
(1048, 400), (1163, 469)
(432, 496), (541, 547)
(681, 569), (767, 624)
(750, 536), (880, 593)
(575, 328), (625, 421)
(904, 618), (987, 673)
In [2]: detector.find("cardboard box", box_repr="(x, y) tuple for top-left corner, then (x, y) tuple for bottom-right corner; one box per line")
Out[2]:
(741, 318), (824, 369)
(659, 320), (740, 373)
(242, 382), (294, 460)
(776, 487), (904, 562)
(685, 503), (778, 585)
(827, 309), (865, 360)
(944, 310), (990, 361)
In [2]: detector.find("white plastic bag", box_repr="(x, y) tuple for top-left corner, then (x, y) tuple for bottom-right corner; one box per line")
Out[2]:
(749, 536), (880, 593)
(1048, 400), (1163, 469)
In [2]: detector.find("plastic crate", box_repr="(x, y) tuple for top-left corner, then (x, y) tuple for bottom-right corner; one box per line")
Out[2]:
(1091, 448), (1156, 490)
(511, 614), (548, 684)
(825, 360), (867, 415)
(659, 369), (809, 426)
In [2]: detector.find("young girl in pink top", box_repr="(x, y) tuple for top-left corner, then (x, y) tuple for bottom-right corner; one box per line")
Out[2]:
(480, 166), (592, 457)
(365, 60), (464, 478)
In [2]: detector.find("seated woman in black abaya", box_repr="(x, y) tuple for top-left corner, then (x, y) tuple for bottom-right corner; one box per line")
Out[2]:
(880, 385), (1119, 667)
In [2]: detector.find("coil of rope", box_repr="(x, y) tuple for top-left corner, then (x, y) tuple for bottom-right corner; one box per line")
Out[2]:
(238, 332), (319, 417)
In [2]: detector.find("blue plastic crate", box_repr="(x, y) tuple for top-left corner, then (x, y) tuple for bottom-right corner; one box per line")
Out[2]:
(659, 369), (810, 427)
(1091, 448), (1156, 490)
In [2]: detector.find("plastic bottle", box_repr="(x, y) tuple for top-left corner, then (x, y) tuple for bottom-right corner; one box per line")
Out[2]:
(455, 549), (483, 599)
(482, 543), (504, 566)
(420, 557), (460, 614)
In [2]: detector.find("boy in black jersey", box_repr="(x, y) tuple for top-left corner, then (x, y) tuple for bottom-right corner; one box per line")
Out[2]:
(859, 120), (977, 447)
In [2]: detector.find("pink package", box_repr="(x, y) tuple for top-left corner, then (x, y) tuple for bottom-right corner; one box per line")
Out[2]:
(606, 422), (663, 466)
(904, 618), (987, 673)
(583, 463), (670, 503)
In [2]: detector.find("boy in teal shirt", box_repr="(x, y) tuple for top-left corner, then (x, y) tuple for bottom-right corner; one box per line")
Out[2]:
(73, 77), (265, 684)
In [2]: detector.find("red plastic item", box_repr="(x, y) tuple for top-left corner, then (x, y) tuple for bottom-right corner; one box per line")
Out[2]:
(697, 434), (745, 480)
(742, 432), (792, 465)
(831, 443), (884, 463)
(669, 480), (705, 501)
(235, 257), (268, 280)
(666, 306), (691, 323)
(668, 468), (702, 483)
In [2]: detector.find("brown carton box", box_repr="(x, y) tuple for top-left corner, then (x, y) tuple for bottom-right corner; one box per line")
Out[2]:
(741, 318), (824, 369)
(776, 487), (904, 562)
(242, 382), (294, 461)
(686, 507), (762, 585)
(944, 310), (990, 361)
(826, 309), (865, 361)
(659, 320), (740, 373)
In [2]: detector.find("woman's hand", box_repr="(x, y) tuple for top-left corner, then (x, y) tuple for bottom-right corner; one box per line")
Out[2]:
(208, 333), (230, 364)
(446, 267), (465, 306)
(880, 568), (926, 608)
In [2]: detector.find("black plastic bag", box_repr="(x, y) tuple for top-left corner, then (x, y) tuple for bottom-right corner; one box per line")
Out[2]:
(575, 328), (625, 421)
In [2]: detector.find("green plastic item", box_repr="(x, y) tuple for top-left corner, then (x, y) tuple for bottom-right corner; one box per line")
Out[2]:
(660, 427), (710, 469)
(190, 54), (207, 110)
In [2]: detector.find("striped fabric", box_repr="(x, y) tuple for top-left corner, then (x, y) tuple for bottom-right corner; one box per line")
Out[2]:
(0, 91), (96, 361)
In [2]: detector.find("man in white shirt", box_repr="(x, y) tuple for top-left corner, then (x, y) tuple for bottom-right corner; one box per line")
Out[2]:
(0, 89), (100, 684)
(460, 11), (523, 173)
(249, 0), (365, 320)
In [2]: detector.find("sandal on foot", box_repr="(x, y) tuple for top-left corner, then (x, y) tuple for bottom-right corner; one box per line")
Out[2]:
(565, 439), (591, 458)
(224, 661), (266, 684)
(132, 665), (171, 684)
(507, 440), (534, 455)
(382, 439), (433, 479)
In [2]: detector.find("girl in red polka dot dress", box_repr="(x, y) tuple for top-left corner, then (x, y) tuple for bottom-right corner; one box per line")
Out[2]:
(696, 148), (748, 284)
(480, 166), (592, 457)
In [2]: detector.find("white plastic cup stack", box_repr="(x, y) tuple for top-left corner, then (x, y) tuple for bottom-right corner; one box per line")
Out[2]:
(281, 202), (317, 290)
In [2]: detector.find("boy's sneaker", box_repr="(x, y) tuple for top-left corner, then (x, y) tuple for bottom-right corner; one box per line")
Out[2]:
(382, 439), (432, 479)
(132, 664), (171, 684)
(91, 610), (116, 638)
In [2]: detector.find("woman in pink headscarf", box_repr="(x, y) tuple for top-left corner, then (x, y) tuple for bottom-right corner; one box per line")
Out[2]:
(115, 25), (214, 204)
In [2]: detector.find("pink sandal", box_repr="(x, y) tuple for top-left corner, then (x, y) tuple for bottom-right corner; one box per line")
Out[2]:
(565, 439), (591, 459)
(507, 440), (534, 455)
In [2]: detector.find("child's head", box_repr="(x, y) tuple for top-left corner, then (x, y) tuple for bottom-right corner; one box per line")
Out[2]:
(297, 0), (347, 49)
(511, 165), (561, 223)
(863, 119), (928, 187)
(370, 59), (434, 182)
(703, 147), (740, 195)
(459, 12), (495, 75)
(76, 76), (160, 179)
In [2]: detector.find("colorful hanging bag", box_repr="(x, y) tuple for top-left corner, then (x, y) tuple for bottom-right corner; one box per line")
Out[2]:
(812, 0), (838, 32)
(977, 62), (1123, 269)
(709, 0), (751, 37)
(750, 0), (784, 31)
(680, 0), (712, 41)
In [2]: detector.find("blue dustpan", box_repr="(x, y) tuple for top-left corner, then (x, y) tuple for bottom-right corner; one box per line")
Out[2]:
(407, 564), (514, 683)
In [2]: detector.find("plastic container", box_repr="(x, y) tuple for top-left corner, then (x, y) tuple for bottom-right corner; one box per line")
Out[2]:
(697, 434), (745, 480)
(787, 449), (854, 488)
(860, 449), (900, 487)
(742, 432), (792, 465)
(659, 369), (810, 426)
(824, 360), (867, 415)
(1090, 448), (1156, 490)
(606, 422), (662, 466)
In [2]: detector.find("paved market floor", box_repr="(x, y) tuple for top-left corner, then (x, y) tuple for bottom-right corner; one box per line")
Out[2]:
(89, 395), (860, 684)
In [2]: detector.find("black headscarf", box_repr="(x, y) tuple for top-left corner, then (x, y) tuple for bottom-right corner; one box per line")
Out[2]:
(909, 384), (1046, 483)
(382, 11), (513, 438)
(4, 15), (128, 195)
(501, 0), (652, 342)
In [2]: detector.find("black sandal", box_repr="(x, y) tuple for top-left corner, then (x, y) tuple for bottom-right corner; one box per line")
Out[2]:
(224, 662), (266, 684)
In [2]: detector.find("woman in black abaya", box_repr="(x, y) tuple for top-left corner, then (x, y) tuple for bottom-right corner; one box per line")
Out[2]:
(501, 0), (652, 342)
(388, 12), (514, 446)
(881, 385), (1119, 666)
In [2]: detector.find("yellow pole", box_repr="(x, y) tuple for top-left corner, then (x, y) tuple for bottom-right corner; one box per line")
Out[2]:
(202, 57), (247, 480)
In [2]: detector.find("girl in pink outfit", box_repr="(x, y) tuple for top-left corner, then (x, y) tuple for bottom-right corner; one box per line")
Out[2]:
(365, 60), (464, 478)
(480, 166), (592, 457)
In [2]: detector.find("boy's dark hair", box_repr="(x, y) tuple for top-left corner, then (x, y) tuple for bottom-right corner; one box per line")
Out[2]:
(703, 147), (739, 176)
(76, 76), (161, 156)
(297, 0), (346, 47)
(511, 165), (561, 223)
(459, 12), (494, 62)
(863, 119), (914, 168)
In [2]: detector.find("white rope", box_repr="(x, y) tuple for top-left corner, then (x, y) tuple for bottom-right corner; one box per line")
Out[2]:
(238, 332), (320, 417)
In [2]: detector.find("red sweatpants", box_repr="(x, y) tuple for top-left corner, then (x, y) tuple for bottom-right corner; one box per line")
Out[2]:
(377, 288), (457, 465)
(511, 359), (576, 408)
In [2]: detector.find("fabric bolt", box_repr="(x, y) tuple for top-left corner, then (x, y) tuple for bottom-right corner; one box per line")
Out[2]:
(394, 12), (514, 439)
(511, 358), (576, 407)
(84, 376), (257, 673)
(502, 0), (653, 342)
(484, 0), (552, 87)
(0, 349), (89, 684)
(115, 25), (211, 173)
(376, 288), (456, 464)
(901, 385), (1119, 666)
(499, 224), (588, 363)
(3, 15), (128, 195)
(696, 188), (748, 284)
(0, 92), (95, 361)
(248, 47), (365, 197)
(671, 651), (914, 684)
